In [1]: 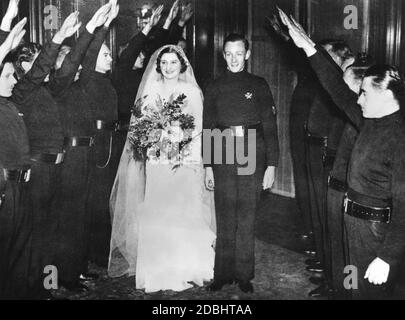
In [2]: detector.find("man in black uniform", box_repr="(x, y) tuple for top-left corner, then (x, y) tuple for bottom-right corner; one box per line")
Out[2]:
(47, 3), (112, 292)
(0, 12), (31, 299)
(279, 9), (405, 299)
(326, 56), (372, 298)
(203, 34), (279, 293)
(80, 5), (121, 268)
(112, 5), (163, 155)
(266, 14), (315, 243)
(307, 51), (405, 299)
(304, 40), (353, 297)
(11, 11), (81, 299)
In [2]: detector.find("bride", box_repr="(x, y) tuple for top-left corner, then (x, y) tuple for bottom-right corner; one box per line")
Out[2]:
(108, 45), (216, 293)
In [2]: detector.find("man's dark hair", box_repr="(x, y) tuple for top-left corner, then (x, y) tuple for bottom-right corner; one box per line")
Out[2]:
(11, 42), (42, 78)
(223, 33), (249, 51)
(346, 52), (374, 82)
(318, 39), (354, 62)
(364, 64), (405, 105)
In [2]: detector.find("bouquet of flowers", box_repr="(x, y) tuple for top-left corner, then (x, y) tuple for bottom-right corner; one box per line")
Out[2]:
(128, 93), (196, 164)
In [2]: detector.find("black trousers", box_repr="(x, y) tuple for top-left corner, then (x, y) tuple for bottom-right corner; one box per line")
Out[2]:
(28, 161), (62, 295)
(212, 134), (265, 282)
(290, 116), (312, 235)
(306, 142), (332, 281)
(54, 147), (90, 282)
(86, 132), (121, 267)
(326, 187), (349, 296)
(344, 214), (396, 299)
(0, 180), (32, 299)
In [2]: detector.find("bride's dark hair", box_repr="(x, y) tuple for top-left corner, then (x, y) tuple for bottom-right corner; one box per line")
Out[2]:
(156, 47), (188, 74)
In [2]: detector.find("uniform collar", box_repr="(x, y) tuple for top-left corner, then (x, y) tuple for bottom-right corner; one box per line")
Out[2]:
(369, 110), (402, 125)
(225, 69), (248, 79)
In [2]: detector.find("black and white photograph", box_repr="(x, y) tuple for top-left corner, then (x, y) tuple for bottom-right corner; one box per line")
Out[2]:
(0, 0), (405, 305)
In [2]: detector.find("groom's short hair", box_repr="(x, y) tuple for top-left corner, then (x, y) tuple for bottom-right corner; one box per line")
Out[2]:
(223, 34), (250, 52)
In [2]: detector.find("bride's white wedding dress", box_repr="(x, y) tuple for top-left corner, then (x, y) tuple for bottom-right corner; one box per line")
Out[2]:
(136, 83), (215, 292)
(108, 45), (216, 293)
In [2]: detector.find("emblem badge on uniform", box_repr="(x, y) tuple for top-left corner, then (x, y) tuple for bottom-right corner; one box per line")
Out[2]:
(272, 105), (277, 116)
(245, 92), (253, 100)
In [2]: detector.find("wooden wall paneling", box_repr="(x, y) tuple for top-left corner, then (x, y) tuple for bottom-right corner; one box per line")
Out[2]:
(308, 0), (367, 54)
(368, 0), (389, 64)
(212, 0), (249, 78)
(385, 0), (402, 66)
(114, 0), (141, 49)
(401, 1), (405, 75)
(193, 0), (215, 89)
(251, 0), (297, 197)
(28, 0), (107, 44)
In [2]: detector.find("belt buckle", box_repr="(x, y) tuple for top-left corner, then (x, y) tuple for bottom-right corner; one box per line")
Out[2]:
(233, 125), (244, 137)
(0, 193), (5, 209)
(323, 137), (328, 148)
(24, 169), (31, 182)
(385, 207), (391, 224)
(71, 137), (79, 147)
(55, 153), (65, 164)
(343, 194), (349, 213)
(96, 120), (104, 130)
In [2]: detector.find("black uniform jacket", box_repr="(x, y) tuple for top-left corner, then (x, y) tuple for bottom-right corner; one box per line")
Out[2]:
(0, 98), (30, 170)
(12, 41), (64, 155)
(203, 70), (279, 167)
(309, 50), (405, 267)
(47, 29), (95, 137)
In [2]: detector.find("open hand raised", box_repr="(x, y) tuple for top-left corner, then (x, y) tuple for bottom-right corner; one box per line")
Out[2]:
(53, 11), (82, 44)
(0, 17), (26, 55)
(265, 13), (290, 42)
(167, 0), (180, 23)
(148, 5), (164, 28)
(277, 7), (316, 55)
(1, 0), (21, 32)
(105, 0), (120, 28)
(87, 2), (112, 33)
(179, 3), (193, 27)
(5, 0), (20, 20)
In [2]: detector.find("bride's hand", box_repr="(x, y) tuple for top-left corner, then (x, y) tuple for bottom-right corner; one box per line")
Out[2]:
(205, 167), (215, 191)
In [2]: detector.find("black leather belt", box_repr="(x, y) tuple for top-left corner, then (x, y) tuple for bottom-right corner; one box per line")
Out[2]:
(0, 193), (5, 210)
(328, 175), (347, 192)
(31, 152), (65, 165)
(95, 120), (118, 131)
(64, 136), (94, 148)
(3, 168), (31, 183)
(116, 121), (129, 132)
(323, 148), (336, 168)
(216, 122), (263, 137)
(307, 132), (328, 147)
(344, 195), (391, 224)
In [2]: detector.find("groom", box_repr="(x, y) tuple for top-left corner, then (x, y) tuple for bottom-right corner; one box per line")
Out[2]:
(203, 34), (279, 293)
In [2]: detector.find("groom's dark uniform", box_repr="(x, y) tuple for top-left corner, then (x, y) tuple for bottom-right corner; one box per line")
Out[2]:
(203, 69), (279, 283)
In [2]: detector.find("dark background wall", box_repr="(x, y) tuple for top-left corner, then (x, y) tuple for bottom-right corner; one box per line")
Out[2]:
(2, 0), (404, 197)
